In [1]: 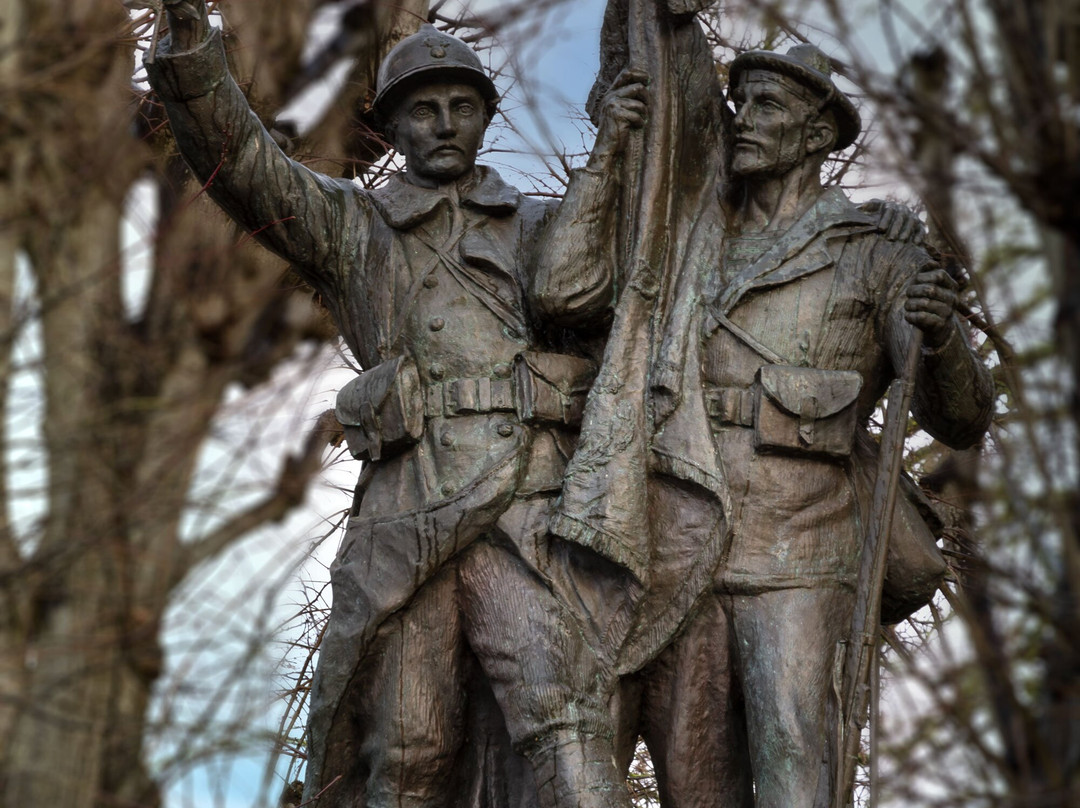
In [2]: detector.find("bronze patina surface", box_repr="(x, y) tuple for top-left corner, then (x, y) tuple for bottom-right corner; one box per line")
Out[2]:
(151, 1), (993, 805)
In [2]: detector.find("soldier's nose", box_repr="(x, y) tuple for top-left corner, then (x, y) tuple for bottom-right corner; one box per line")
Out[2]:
(436, 108), (455, 136)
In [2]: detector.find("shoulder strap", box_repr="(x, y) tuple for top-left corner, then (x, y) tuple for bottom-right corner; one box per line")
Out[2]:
(705, 299), (791, 366)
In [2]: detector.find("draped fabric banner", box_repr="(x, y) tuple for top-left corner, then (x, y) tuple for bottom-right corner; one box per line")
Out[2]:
(550, 0), (734, 671)
(549, 0), (677, 583)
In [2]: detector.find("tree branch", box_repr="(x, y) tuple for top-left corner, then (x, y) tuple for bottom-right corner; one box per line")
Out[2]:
(0, 230), (20, 575)
(174, 409), (344, 587)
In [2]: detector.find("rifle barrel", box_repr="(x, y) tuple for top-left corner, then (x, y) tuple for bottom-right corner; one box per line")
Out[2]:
(835, 331), (924, 807)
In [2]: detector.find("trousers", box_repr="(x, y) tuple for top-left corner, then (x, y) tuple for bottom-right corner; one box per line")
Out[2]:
(323, 495), (633, 808)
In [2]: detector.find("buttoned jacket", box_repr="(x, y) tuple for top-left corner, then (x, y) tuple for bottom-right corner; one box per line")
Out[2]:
(147, 30), (582, 696)
(534, 178), (993, 665)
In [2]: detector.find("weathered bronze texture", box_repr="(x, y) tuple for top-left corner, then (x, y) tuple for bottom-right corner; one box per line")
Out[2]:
(534, 3), (995, 806)
(148, 5), (643, 808)
(149, 1), (995, 805)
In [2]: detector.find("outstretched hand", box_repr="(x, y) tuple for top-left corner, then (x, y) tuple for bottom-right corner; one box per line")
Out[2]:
(589, 69), (649, 167)
(904, 266), (958, 349)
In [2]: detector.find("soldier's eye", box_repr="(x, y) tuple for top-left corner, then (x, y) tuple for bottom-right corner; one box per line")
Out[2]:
(456, 103), (476, 115)
(412, 106), (435, 118)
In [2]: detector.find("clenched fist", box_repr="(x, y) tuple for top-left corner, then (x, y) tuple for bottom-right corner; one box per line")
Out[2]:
(588, 68), (649, 168)
(905, 266), (958, 349)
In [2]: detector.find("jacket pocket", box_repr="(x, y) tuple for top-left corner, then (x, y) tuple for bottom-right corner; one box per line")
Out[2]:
(336, 356), (424, 462)
(753, 365), (863, 460)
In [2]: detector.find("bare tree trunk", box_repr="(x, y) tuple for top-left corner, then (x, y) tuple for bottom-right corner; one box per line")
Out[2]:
(0, 1), (427, 805)
(1040, 223), (1080, 800)
(0, 0), (27, 779)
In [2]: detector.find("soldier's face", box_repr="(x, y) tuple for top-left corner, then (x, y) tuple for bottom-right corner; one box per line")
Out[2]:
(730, 72), (818, 178)
(391, 82), (487, 186)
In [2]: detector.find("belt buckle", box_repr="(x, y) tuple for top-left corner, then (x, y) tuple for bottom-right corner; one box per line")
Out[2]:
(705, 387), (754, 427)
(705, 390), (723, 419)
(491, 379), (514, 411)
(425, 383), (445, 418)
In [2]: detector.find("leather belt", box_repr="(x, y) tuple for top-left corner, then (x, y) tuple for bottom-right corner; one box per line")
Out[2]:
(704, 385), (755, 427)
(426, 377), (515, 418)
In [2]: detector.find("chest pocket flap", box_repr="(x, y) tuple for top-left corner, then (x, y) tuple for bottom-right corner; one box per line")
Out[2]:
(755, 365), (864, 459)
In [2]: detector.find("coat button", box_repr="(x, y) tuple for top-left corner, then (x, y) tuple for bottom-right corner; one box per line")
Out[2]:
(441, 482), (455, 496)
(493, 363), (512, 379)
(429, 363), (444, 380)
(496, 423), (514, 438)
(423, 274), (439, 288)
(440, 431), (454, 447)
(429, 317), (445, 331)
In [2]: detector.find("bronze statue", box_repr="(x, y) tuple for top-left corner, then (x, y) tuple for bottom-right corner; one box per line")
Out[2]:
(533, 3), (995, 805)
(146, 3), (646, 807)
(148, 0), (994, 803)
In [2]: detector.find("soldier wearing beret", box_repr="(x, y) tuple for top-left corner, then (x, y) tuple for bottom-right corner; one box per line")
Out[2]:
(535, 36), (994, 807)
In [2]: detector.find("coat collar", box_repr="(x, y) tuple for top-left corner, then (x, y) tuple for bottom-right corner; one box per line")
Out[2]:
(719, 187), (876, 313)
(369, 165), (522, 230)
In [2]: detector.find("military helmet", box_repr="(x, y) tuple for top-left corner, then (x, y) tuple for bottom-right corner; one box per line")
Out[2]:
(374, 24), (499, 121)
(728, 43), (861, 151)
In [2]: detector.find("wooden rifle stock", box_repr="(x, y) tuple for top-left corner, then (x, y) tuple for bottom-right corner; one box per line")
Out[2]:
(834, 331), (924, 807)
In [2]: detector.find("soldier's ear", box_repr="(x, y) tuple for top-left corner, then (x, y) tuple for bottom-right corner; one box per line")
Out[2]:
(805, 113), (837, 156)
(383, 116), (399, 149)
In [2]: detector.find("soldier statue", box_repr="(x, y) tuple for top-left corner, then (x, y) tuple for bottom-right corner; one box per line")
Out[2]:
(533, 8), (995, 806)
(146, 2), (646, 807)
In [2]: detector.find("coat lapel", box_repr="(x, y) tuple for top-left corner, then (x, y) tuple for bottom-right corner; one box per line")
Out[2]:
(369, 165), (521, 230)
(369, 174), (446, 229)
(719, 188), (875, 313)
(370, 167), (528, 335)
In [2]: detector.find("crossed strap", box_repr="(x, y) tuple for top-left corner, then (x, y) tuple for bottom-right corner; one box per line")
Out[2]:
(388, 208), (527, 352)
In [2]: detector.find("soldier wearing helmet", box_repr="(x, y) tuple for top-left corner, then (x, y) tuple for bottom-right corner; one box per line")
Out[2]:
(148, 5), (648, 808)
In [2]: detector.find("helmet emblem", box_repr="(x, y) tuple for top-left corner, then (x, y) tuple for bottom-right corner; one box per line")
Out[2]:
(373, 25), (498, 118)
(423, 36), (448, 59)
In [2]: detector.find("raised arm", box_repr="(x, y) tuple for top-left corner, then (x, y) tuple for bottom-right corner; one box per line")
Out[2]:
(533, 1), (729, 331)
(146, 1), (358, 291)
(530, 71), (648, 328)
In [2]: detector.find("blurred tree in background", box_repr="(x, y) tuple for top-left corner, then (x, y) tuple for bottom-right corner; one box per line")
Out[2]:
(1, 1), (1077, 806)
(0, 1), (426, 805)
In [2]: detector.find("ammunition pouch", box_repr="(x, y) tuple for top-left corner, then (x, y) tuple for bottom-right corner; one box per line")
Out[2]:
(335, 351), (597, 462)
(879, 462), (947, 624)
(336, 356), (424, 462)
(753, 365), (863, 460)
(513, 351), (597, 428)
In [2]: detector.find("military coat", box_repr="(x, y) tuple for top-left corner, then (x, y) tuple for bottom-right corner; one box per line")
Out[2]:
(147, 28), (598, 752)
(680, 188), (993, 597)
